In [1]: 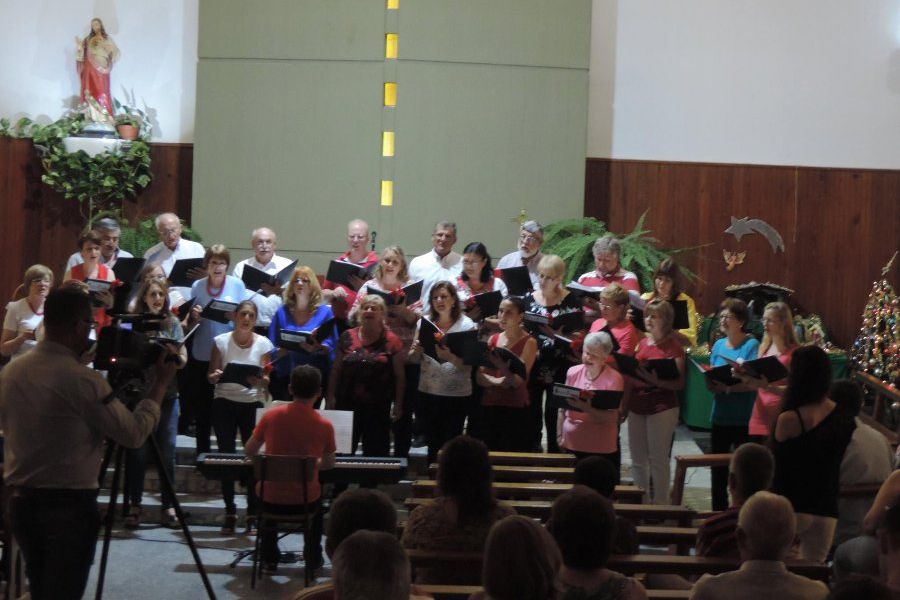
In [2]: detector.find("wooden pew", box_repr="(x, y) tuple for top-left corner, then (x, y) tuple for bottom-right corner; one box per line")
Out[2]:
(487, 451), (576, 467)
(404, 497), (697, 526)
(670, 453), (732, 506)
(855, 370), (900, 435)
(414, 585), (690, 600)
(430, 463), (577, 483)
(411, 479), (644, 504)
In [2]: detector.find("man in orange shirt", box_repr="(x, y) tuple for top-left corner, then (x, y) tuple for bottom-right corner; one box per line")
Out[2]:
(245, 365), (336, 573)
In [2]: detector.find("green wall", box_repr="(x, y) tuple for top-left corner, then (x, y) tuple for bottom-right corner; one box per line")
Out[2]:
(194, 0), (590, 270)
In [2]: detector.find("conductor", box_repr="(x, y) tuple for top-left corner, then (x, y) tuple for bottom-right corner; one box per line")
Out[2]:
(0, 287), (176, 600)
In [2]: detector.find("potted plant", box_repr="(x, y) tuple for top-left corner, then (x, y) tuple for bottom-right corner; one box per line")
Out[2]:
(114, 113), (140, 140)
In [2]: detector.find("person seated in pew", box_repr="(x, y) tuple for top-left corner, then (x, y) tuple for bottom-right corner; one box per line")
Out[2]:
(831, 379), (894, 546)
(877, 504), (900, 597)
(574, 456), (639, 555)
(324, 487), (398, 559)
(402, 435), (515, 585)
(557, 331), (625, 477)
(696, 443), (774, 559)
(827, 576), (892, 600)
(244, 364), (336, 574)
(470, 515), (561, 600)
(333, 530), (432, 600)
(690, 491), (828, 600)
(548, 486), (648, 600)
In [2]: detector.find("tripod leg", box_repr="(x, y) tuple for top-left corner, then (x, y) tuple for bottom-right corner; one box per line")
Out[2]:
(95, 443), (125, 600)
(148, 435), (217, 600)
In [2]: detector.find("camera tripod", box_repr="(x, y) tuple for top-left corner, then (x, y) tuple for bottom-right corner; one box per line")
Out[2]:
(96, 426), (216, 600)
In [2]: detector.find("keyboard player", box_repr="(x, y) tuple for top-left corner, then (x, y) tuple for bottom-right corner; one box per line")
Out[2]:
(244, 364), (336, 573)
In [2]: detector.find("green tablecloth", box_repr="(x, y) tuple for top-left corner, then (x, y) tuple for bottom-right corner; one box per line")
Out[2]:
(681, 351), (849, 430)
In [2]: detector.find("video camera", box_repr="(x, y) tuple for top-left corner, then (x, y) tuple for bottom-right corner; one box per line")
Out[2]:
(93, 313), (174, 373)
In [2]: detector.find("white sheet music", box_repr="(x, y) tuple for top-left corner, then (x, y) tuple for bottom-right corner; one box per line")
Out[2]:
(255, 403), (354, 454)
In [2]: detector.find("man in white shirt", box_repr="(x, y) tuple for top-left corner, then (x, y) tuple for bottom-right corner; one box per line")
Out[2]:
(232, 227), (294, 327)
(496, 220), (544, 289)
(65, 218), (133, 271)
(408, 221), (463, 311)
(142, 212), (206, 276)
(691, 491), (829, 600)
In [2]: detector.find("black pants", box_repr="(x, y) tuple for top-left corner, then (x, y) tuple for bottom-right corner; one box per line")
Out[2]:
(480, 405), (533, 452)
(711, 424), (752, 511)
(211, 397), (259, 513)
(392, 364), (420, 458)
(259, 500), (323, 566)
(352, 404), (392, 457)
(527, 381), (562, 453)
(8, 488), (100, 600)
(181, 358), (214, 454)
(421, 392), (470, 463)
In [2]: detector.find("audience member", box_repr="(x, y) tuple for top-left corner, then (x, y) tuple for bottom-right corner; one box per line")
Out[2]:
(696, 442), (774, 558)
(690, 491), (829, 600)
(2, 264), (52, 360)
(878, 504), (900, 597)
(574, 456), (639, 555)
(496, 220), (544, 289)
(834, 470), (900, 583)
(827, 576), (892, 600)
(324, 488), (398, 558)
(333, 530), (412, 600)
(245, 364), (336, 573)
(402, 435), (515, 584)
(771, 345), (856, 562)
(408, 221), (463, 312)
(831, 379), (893, 545)
(548, 485), (647, 600)
(471, 515), (561, 600)
(65, 217), (133, 270)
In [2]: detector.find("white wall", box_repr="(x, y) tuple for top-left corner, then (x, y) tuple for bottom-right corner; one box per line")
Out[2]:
(0, 0), (197, 143)
(588, 0), (900, 169)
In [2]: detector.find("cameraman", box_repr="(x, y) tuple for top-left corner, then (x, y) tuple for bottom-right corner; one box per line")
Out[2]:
(0, 287), (176, 600)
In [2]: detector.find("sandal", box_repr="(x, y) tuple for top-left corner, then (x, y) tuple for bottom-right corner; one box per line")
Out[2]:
(221, 512), (237, 535)
(244, 516), (258, 535)
(124, 505), (142, 530)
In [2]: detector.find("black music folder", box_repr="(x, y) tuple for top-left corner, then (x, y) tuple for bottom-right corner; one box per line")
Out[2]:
(325, 260), (375, 288)
(631, 299), (690, 332)
(220, 363), (262, 388)
(476, 344), (527, 379)
(418, 317), (440, 361)
(364, 280), (424, 306)
(523, 310), (585, 334)
(596, 325), (622, 353)
(471, 290), (503, 318)
(418, 318), (479, 364)
(86, 278), (113, 307)
(692, 360), (743, 387)
(565, 282), (604, 301)
(549, 384), (624, 412)
(723, 355), (788, 382)
(497, 266), (533, 296)
(275, 329), (315, 352)
(167, 258), (204, 288)
(241, 260), (298, 293)
(172, 297), (196, 319)
(111, 257), (145, 282)
(200, 299), (239, 324)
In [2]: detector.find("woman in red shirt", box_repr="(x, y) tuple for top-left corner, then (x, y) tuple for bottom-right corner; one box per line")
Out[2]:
(589, 283), (641, 358)
(477, 296), (537, 452)
(625, 300), (685, 504)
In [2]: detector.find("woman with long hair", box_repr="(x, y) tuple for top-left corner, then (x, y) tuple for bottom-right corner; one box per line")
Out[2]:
(207, 300), (274, 533)
(267, 266), (336, 401)
(2, 265), (53, 360)
(771, 345), (856, 562)
(744, 301), (799, 440)
(475, 515), (561, 600)
(123, 279), (188, 529)
(402, 435), (514, 584)
(477, 296), (537, 452)
(409, 282), (478, 462)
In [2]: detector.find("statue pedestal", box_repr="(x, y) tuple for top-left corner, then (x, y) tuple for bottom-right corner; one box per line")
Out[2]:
(63, 137), (121, 157)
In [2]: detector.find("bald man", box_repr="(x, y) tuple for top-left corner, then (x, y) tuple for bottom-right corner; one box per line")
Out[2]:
(322, 219), (379, 307)
(691, 491), (828, 600)
(232, 227), (295, 327)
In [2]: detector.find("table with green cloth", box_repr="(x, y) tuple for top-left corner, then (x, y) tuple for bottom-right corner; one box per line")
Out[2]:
(681, 349), (848, 430)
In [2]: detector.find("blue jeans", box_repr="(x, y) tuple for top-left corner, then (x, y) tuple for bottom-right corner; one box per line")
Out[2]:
(125, 396), (180, 508)
(7, 488), (101, 600)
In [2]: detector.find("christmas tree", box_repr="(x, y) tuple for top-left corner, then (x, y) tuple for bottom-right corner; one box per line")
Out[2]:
(851, 252), (899, 390)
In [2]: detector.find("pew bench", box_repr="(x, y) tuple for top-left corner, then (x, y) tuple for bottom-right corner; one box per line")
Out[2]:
(411, 479), (644, 504)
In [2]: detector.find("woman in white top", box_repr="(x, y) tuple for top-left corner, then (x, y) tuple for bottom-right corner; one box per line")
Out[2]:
(1, 264), (53, 360)
(409, 281), (477, 462)
(207, 300), (274, 533)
